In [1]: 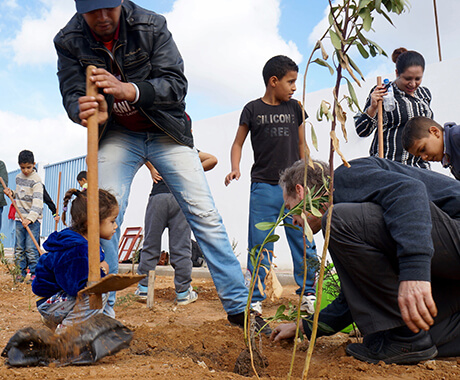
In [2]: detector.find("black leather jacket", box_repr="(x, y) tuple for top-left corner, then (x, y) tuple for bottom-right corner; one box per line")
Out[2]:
(54, 1), (193, 147)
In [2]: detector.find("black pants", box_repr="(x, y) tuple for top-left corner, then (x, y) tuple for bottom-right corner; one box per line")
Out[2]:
(325, 202), (460, 356)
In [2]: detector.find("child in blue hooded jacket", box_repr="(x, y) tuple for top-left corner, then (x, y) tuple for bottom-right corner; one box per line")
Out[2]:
(32, 188), (118, 330)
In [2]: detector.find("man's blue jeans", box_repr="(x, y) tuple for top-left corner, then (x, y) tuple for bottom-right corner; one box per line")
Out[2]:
(98, 127), (248, 315)
(247, 182), (318, 302)
(15, 220), (40, 277)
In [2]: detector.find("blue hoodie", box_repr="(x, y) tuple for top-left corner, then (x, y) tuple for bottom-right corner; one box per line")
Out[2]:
(32, 228), (105, 298)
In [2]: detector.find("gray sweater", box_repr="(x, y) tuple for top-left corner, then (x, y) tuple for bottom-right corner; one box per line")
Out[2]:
(334, 157), (460, 282)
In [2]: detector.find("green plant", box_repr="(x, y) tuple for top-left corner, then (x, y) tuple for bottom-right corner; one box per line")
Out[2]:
(0, 233), (21, 283)
(115, 293), (139, 309)
(297, 1), (410, 378)
(244, 184), (329, 377)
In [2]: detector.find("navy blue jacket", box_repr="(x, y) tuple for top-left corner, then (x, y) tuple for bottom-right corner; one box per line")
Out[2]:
(443, 123), (460, 180)
(32, 228), (105, 298)
(334, 157), (460, 282)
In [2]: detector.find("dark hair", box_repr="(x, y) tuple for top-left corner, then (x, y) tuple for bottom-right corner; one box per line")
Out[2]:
(18, 150), (34, 165)
(279, 159), (329, 199)
(62, 188), (118, 235)
(402, 116), (443, 150)
(77, 171), (87, 181)
(262, 55), (298, 86)
(392, 48), (425, 74)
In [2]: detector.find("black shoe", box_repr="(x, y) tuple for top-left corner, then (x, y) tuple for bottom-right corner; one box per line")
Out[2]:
(227, 311), (272, 337)
(346, 329), (437, 365)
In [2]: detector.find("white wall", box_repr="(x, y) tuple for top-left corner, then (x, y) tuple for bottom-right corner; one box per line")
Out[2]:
(121, 57), (459, 270)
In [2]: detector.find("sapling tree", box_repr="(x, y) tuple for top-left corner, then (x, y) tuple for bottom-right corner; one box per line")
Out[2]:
(243, 1), (410, 378)
(297, 1), (410, 379)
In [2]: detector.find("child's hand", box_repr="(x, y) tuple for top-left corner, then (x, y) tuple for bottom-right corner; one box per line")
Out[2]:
(22, 219), (31, 228)
(100, 261), (109, 276)
(225, 170), (241, 186)
(54, 214), (61, 222)
(3, 187), (12, 197)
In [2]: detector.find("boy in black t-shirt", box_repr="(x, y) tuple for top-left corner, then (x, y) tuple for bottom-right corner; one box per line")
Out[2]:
(225, 55), (318, 315)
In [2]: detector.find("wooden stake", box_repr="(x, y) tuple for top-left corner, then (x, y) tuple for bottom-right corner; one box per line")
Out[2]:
(433, 0), (442, 62)
(147, 270), (155, 309)
(377, 76), (384, 158)
(54, 171), (62, 231)
(86, 65), (102, 310)
(0, 177), (42, 255)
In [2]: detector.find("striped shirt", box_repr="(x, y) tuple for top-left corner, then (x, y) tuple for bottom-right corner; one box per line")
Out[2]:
(354, 82), (433, 168)
(14, 171), (43, 223)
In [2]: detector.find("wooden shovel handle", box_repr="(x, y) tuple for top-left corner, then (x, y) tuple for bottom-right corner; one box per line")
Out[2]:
(377, 76), (384, 158)
(0, 177), (42, 255)
(86, 65), (103, 309)
(54, 171), (61, 231)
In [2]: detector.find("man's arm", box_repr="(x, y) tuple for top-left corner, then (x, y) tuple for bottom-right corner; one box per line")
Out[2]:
(224, 124), (249, 186)
(130, 14), (187, 111)
(334, 158), (440, 332)
(198, 151), (218, 172)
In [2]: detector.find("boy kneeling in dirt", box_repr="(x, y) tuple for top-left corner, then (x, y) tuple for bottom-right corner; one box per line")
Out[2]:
(32, 189), (118, 331)
(272, 158), (460, 365)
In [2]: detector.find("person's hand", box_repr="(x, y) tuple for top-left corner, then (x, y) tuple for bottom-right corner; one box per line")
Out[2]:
(22, 219), (31, 228)
(224, 170), (241, 186)
(54, 214), (60, 222)
(149, 166), (163, 183)
(100, 260), (109, 276)
(78, 94), (108, 127)
(3, 187), (12, 197)
(366, 84), (388, 117)
(88, 67), (136, 101)
(270, 323), (299, 342)
(398, 280), (437, 333)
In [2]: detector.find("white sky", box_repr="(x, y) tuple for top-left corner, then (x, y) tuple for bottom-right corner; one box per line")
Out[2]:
(0, 0), (459, 171)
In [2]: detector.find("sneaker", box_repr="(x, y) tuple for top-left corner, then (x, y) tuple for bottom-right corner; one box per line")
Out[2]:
(300, 294), (316, 314)
(134, 284), (148, 300)
(227, 311), (272, 337)
(346, 329), (438, 365)
(176, 286), (198, 306)
(251, 301), (263, 315)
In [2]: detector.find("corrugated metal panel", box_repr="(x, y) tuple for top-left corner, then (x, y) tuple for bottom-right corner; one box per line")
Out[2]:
(42, 156), (87, 236)
(1, 169), (20, 249)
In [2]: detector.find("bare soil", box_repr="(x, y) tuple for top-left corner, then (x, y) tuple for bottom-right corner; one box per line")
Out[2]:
(0, 266), (459, 379)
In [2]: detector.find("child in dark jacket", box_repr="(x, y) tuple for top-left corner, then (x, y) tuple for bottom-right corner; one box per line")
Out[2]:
(32, 188), (118, 331)
(402, 116), (460, 180)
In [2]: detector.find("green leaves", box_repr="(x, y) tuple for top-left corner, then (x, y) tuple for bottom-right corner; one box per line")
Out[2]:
(312, 58), (334, 75)
(329, 29), (342, 50)
(344, 77), (361, 112)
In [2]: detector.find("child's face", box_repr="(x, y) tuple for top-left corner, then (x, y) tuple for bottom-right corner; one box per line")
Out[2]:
(77, 179), (87, 188)
(273, 70), (298, 102)
(408, 127), (444, 162)
(19, 163), (35, 177)
(100, 207), (119, 240)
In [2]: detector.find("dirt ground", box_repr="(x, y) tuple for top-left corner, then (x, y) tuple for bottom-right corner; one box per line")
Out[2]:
(0, 266), (459, 379)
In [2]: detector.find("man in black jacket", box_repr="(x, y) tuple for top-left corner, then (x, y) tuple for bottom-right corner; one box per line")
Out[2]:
(272, 157), (460, 364)
(54, 0), (259, 331)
